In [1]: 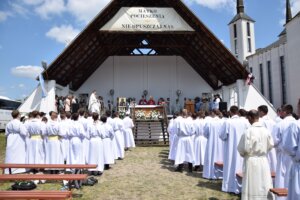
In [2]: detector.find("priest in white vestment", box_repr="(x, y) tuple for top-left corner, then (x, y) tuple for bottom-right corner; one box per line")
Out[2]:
(273, 105), (296, 189)
(88, 90), (100, 114)
(5, 110), (27, 174)
(220, 106), (249, 194)
(123, 114), (136, 149)
(238, 110), (274, 200)
(203, 110), (224, 179)
(258, 105), (277, 172)
(282, 120), (300, 200)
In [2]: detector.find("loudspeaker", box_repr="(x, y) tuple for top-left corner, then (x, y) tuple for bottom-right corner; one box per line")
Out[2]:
(72, 103), (79, 113)
(219, 102), (227, 112)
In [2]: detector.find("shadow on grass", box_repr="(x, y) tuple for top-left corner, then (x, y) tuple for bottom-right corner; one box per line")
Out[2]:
(158, 149), (241, 197)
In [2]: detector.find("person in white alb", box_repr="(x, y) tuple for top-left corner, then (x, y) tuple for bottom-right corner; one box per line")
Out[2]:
(238, 109), (274, 200)
(99, 115), (115, 170)
(44, 111), (64, 166)
(112, 112), (125, 160)
(258, 105), (277, 173)
(273, 104), (296, 189)
(88, 90), (100, 114)
(220, 106), (249, 194)
(59, 112), (72, 163)
(282, 119), (300, 200)
(68, 113), (86, 165)
(174, 109), (195, 173)
(123, 114), (136, 150)
(25, 111), (45, 166)
(87, 113), (104, 175)
(4, 110), (27, 174)
(193, 111), (207, 170)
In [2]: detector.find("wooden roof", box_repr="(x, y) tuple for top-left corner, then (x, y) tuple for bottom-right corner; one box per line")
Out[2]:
(44, 0), (249, 91)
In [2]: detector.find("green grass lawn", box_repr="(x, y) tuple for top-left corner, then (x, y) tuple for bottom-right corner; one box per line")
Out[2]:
(0, 133), (240, 199)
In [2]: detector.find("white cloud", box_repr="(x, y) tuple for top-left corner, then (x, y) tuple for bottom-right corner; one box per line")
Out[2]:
(35, 0), (66, 19)
(21, 0), (44, 5)
(11, 65), (43, 79)
(18, 83), (25, 88)
(0, 11), (12, 22)
(66, 0), (110, 23)
(184, 0), (235, 11)
(46, 24), (80, 45)
(291, 0), (300, 15)
(10, 2), (29, 16)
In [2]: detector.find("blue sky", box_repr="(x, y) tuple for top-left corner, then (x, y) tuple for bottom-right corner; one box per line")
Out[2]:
(0, 0), (299, 100)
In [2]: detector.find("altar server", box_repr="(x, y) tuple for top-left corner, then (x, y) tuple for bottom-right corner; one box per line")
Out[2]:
(112, 112), (125, 159)
(78, 109), (89, 164)
(168, 113), (182, 161)
(258, 105), (277, 172)
(87, 113), (104, 174)
(68, 113), (86, 165)
(106, 111), (118, 160)
(44, 111), (64, 165)
(174, 109), (195, 173)
(100, 115), (115, 169)
(59, 112), (72, 163)
(238, 110), (274, 200)
(5, 110), (27, 174)
(203, 110), (224, 179)
(282, 120), (300, 200)
(25, 111), (45, 165)
(193, 111), (207, 169)
(123, 114), (136, 150)
(220, 106), (249, 194)
(273, 104), (296, 188)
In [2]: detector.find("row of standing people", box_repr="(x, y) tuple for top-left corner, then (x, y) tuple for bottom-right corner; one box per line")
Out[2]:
(168, 105), (300, 200)
(4, 109), (136, 178)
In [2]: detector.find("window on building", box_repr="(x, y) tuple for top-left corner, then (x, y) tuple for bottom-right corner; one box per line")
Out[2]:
(234, 39), (238, 54)
(267, 61), (273, 104)
(248, 38), (252, 52)
(259, 63), (264, 95)
(234, 24), (237, 38)
(280, 56), (287, 104)
(247, 22), (251, 36)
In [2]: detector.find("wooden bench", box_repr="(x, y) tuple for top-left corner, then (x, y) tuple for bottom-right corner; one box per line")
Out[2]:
(269, 188), (288, 197)
(0, 174), (87, 190)
(0, 190), (72, 200)
(0, 164), (97, 174)
(236, 171), (276, 179)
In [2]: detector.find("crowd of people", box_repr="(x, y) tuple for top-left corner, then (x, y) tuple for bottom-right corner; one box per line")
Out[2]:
(168, 104), (300, 200)
(4, 108), (136, 185)
(3, 101), (300, 199)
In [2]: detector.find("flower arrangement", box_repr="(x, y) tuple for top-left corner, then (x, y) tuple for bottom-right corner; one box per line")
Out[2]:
(135, 110), (146, 120)
(150, 110), (160, 120)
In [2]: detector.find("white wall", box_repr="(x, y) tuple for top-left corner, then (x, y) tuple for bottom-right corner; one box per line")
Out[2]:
(248, 42), (286, 110)
(286, 15), (300, 113)
(77, 56), (213, 108)
(229, 19), (256, 63)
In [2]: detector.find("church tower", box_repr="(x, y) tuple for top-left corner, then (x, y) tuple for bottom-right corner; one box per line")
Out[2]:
(229, 0), (256, 64)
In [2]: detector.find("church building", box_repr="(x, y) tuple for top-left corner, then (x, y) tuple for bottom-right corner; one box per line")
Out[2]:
(18, 0), (277, 118)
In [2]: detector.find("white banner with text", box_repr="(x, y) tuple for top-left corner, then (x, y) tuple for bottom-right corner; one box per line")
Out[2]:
(100, 7), (194, 32)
